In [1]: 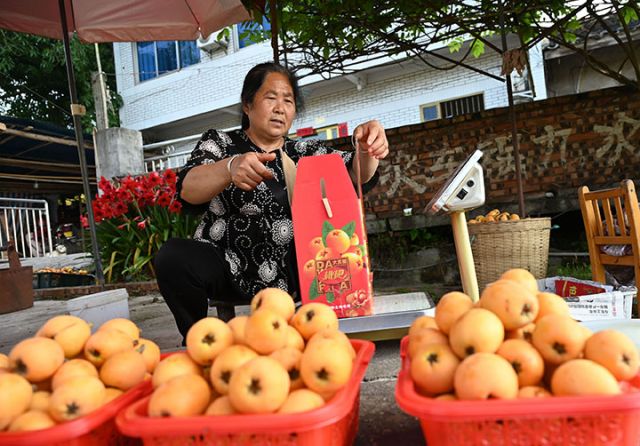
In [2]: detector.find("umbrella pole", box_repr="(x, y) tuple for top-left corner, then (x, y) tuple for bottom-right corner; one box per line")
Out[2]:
(269, 0), (279, 63)
(58, 0), (104, 286)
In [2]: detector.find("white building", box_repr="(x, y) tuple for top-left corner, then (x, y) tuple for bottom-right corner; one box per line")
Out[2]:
(112, 28), (548, 168)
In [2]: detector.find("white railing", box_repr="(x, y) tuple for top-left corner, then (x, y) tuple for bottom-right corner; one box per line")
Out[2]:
(0, 198), (53, 258)
(144, 151), (192, 173)
(143, 126), (239, 173)
(144, 152), (191, 173)
(143, 133), (200, 173)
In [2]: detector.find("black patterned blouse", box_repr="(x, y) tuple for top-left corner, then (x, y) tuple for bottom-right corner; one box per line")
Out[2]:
(176, 129), (372, 300)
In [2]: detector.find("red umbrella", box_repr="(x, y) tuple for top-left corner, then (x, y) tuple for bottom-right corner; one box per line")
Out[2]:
(1, 0), (250, 42)
(0, 0), (251, 284)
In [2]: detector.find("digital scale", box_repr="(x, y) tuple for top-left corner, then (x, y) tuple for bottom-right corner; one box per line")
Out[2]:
(340, 150), (486, 339)
(425, 149), (485, 302)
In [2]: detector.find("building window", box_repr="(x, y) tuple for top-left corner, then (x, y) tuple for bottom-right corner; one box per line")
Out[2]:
(421, 104), (440, 122)
(136, 41), (200, 82)
(315, 125), (340, 140)
(237, 15), (271, 49)
(420, 93), (485, 122)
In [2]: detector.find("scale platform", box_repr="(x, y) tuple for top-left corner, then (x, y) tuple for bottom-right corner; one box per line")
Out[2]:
(339, 292), (434, 341)
(221, 293), (434, 341)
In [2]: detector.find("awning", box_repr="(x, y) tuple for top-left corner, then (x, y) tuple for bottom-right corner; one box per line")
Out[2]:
(0, 116), (95, 195)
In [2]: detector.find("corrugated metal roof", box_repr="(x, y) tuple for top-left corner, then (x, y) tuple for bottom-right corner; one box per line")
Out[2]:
(0, 116), (95, 194)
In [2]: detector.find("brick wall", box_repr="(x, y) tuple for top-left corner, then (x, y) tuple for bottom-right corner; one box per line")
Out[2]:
(327, 86), (640, 232)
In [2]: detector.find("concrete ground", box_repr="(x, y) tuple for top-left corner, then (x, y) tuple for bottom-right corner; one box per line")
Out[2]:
(0, 292), (425, 445)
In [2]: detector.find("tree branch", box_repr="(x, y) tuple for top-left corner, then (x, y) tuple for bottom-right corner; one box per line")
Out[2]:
(548, 33), (639, 89)
(611, 2), (640, 83)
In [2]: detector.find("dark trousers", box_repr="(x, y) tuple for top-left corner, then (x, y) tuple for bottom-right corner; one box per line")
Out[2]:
(154, 238), (249, 340)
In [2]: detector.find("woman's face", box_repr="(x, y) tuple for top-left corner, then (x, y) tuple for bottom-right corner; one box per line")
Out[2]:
(243, 72), (296, 141)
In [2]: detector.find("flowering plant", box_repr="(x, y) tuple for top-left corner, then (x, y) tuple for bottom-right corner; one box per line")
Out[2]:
(85, 169), (198, 283)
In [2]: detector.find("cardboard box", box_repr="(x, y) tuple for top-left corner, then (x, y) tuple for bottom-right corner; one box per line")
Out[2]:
(0, 242), (33, 314)
(292, 154), (373, 318)
(538, 276), (635, 321)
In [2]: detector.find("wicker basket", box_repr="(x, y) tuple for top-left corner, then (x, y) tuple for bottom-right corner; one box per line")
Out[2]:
(467, 217), (551, 291)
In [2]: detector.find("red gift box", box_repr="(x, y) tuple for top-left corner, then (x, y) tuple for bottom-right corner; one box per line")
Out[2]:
(292, 154), (373, 318)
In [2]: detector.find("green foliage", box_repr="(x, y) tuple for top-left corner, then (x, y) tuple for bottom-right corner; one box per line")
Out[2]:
(622, 5), (639, 23)
(368, 228), (445, 266)
(240, 0), (639, 89)
(548, 262), (592, 281)
(0, 30), (121, 129)
(470, 39), (485, 58)
(448, 37), (464, 53)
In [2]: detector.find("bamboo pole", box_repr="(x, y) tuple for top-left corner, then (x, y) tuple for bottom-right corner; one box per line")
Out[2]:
(0, 123), (93, 148)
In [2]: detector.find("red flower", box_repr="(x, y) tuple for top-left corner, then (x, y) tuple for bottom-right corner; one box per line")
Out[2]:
(157, 192), (172, 207)
(100, 205), (113, 219)
(137, 220), (147, 229)
(80, 215), (89, 229)
(121, 176), (138, 192)
(113, 201), (129, 217)
(147, 171), (163, 187)
(100, 190), (115, 203)
(168, 200), (182, 214)
(139, 191), (155, 206)
(163, 169), (177, 185)
(98, 176), (114, 194)
(116, 188), (130, 202)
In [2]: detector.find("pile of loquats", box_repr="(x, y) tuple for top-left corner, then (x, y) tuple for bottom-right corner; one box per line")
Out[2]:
(0, 287), (358, 433)
(468, 208), (520, 224)
(408, 268), (640, 400)
(0, 315), (159, 432)
(147, 287), (356, 417)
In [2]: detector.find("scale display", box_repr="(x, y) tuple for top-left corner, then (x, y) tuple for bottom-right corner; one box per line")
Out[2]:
(426, 150), (485, 214)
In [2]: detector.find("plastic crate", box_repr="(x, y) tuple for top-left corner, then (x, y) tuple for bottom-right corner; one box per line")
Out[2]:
(34, 272), (95, 289)
(395, 336), (640, 446)
(0, 380), (152, 446)
(116, 339), (375, 446)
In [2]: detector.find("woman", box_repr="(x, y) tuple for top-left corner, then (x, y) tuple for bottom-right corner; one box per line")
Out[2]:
(155, 62), (389, 340)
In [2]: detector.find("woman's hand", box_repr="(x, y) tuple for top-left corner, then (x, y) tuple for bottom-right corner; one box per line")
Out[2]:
(229, 152), (275, 191)
(353, 120), (389, 160)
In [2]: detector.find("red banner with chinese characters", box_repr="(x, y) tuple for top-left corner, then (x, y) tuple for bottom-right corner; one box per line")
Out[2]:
(554, 279), (607, 298)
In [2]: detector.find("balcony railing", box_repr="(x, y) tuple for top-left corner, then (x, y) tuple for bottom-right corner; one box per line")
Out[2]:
(143, 126), (240, 173)
(143, 133), (200, 173)
(0, 197), (53, 258)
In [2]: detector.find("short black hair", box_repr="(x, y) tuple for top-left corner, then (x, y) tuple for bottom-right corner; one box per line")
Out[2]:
(240, 62), (303, 130)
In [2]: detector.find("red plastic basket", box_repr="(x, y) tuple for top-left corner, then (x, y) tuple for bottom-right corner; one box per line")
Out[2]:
(395, 336), (640, 446)
(116, 339), (375, 446)
(0, 380), (152, 446)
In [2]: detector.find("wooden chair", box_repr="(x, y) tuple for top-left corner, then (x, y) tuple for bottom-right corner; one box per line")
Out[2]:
(578, 180), (640, 313)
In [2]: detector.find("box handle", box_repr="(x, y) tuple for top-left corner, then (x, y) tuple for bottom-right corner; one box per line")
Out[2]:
(352, 137), (364, 200)
(320, 178), (333, 218)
